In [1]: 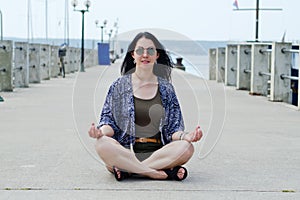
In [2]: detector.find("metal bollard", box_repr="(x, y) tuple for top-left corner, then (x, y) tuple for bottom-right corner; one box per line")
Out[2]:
(244, 69), (251, 74)
(0, 45), (6, 50)
(0, 67), (6, 72)
(281, 48), (299, 54)
(259, 48), (272, 54)
(258, 71), (271, 77)
(280, 74), (298, 81)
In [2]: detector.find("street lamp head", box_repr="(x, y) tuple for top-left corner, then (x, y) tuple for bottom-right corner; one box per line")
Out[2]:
(95, 19), (99, 25)
(103, 20), (107, 26)
(71, 0), (78, 8)
(84, 0), (91, 10)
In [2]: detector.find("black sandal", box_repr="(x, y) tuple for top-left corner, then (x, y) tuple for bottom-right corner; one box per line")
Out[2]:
(163, 166), (188, 181)
(113, 166), (131, 181)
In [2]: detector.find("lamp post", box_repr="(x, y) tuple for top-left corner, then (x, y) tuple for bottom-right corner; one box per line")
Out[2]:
(71, 0), (91, 72)
(95, 19), (107, 43)
(108, 29), (113, 44)
(111, 19), (119, 59)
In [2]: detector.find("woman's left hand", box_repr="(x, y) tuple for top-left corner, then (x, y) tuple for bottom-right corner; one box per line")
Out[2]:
(184, 126), (203, 143)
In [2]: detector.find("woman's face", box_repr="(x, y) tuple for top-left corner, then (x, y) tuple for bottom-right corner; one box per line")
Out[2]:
(132, 37), (159, 68)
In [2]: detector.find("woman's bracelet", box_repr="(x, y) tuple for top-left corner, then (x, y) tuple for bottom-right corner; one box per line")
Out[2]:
(179, 131), (187, 140)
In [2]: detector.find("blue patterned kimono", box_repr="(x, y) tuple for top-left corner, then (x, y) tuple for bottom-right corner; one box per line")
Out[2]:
(98, 74), (184, 148)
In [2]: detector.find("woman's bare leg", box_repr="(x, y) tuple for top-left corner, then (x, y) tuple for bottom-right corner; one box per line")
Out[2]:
(142, 140), (194, 169)
(140, 140), (194, 180)
(95, 136), (167, 179)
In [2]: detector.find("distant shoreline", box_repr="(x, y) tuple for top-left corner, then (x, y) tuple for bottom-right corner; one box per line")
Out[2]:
(3, 36), (228, 55)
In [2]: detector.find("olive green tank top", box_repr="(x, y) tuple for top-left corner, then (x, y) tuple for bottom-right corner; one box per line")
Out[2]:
(134, 89), (164, 138)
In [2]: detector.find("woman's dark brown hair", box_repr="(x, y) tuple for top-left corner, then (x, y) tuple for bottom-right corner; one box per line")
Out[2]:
(120, 32), (173, 81)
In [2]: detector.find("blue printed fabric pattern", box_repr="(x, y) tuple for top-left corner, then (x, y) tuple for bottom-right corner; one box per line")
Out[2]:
(98, 74), (184, 147)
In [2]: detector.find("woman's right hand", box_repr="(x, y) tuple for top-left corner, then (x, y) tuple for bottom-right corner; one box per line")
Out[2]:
(88, 123), (103, 139)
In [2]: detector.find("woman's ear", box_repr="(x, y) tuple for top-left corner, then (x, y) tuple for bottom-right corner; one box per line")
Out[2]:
(156, 52), (159, 60)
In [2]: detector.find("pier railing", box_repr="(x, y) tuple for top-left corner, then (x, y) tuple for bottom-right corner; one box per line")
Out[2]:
(0, 40), (98, 92)
(209, 42), (299, 110)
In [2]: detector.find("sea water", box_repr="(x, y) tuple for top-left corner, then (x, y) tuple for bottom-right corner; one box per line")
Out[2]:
(169, 53), (209, 79)
(163, 40), (227, 79)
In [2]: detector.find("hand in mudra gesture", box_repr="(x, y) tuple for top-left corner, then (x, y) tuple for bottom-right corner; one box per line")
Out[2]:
(88, 123), (103, 139)
(183, 126), (203, 143)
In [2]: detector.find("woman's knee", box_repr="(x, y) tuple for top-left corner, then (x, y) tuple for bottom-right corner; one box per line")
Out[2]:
(166, 140), (195, 161)
(181, 141), (194, 159)
(94, 136), (115, 155)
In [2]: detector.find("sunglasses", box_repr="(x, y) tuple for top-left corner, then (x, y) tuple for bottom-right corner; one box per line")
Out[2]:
(135, 47), (156, 56)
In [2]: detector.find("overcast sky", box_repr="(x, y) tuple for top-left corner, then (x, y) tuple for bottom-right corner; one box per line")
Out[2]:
(1, 0), (299, 42)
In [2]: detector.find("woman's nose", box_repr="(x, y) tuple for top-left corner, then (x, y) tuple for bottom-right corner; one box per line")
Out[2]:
(142, 50), (148, 56)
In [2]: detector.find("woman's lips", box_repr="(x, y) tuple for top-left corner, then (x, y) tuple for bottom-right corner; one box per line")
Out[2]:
(141, 60), (150, 64)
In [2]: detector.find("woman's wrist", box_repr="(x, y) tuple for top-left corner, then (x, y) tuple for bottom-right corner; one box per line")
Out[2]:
(178, 131), (188, 141)
(99, 125), (114, 137)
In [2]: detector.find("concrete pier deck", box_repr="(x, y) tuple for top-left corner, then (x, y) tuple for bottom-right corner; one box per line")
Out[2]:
(0, 62), (299, 199)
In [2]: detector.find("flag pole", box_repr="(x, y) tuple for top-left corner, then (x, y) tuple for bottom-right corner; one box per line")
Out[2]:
(255, 0), (259, 42)
(233, 0), (282, 42)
